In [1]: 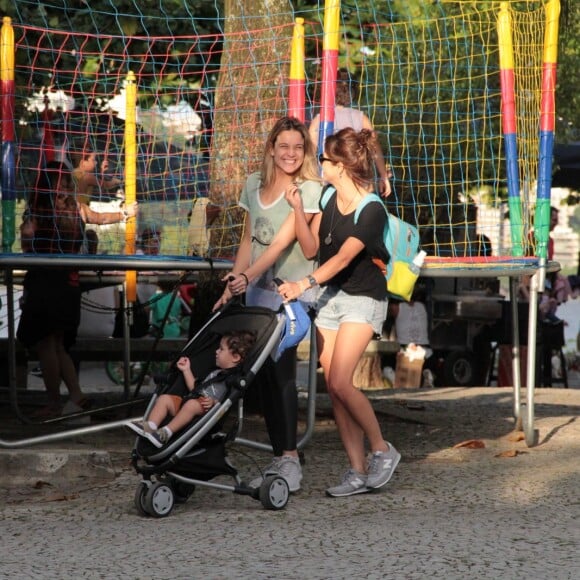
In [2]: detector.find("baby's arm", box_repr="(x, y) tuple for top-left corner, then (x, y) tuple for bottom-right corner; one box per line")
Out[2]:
(176, 357), (196, 391)
(197, 396), (217, 412)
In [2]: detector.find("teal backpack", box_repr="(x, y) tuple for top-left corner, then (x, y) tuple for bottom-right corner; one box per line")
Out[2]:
(320, 187), (422, 301)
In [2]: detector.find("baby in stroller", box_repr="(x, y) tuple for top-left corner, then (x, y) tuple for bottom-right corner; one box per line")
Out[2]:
(127, 330), (257, 447)
(130, 300), (311, 516)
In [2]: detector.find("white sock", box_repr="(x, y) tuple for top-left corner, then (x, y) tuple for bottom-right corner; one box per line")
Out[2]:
(147, 421), (158, 431)
(161, 426), (173, 438)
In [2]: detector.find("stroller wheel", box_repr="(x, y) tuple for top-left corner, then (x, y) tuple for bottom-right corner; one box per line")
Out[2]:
(259, 475), (289, 510)
(145, 482), (175, 518)
(134, 482), (151, 517)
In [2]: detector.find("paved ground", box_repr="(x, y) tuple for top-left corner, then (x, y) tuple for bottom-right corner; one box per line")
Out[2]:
(0, 366), (579, 579)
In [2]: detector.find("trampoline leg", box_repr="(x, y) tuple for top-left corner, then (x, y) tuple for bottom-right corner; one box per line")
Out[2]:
(523, 269), (541, 447)
(508, 278), (522, 428)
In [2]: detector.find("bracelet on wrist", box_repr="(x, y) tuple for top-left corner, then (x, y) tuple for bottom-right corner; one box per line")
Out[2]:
(240, 272), (249, 286)
(306, 275), (318, 289)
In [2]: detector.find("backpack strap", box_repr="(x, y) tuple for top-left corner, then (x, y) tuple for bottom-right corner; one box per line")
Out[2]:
(320, 184), (336, 211)
(353, 193), (385, 224)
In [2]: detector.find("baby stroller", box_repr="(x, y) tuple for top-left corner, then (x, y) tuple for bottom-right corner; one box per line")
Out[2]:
(130, 298), (311, 517)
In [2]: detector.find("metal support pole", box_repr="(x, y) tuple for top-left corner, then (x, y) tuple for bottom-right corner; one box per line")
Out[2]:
(508, 277), (522, 429)
(122, 283), (131, 400)
(524, 268), (541, 446)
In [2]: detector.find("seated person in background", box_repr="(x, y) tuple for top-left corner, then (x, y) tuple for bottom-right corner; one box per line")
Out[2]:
(520, 205), (570, 323)
(138, 227), (162, 256)
(149, 280), (183, 338)
(127, 330), (256, 447)
(135, 227), (163, 309)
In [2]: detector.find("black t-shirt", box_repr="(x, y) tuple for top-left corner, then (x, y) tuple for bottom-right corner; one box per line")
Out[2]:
(319, 192), (389, 300)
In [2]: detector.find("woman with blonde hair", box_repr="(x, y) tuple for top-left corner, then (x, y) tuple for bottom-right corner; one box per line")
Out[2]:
(214, 116), (323, 492)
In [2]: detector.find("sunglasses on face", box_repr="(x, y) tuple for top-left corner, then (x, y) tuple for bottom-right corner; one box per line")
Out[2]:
(318, 153), (333, 164)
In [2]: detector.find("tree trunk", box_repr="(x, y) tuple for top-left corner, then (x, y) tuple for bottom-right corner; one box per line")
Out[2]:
(208, 0), (293, 258)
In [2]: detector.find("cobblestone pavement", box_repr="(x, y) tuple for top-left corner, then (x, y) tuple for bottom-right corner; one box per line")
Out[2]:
(1, 386), (579, 579)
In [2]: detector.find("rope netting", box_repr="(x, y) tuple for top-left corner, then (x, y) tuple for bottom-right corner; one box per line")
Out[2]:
(0, 1), (555, 263)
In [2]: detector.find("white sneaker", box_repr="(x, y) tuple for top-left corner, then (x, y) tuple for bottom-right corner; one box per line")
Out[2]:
(276, 456), (303, 492)
(249, 457), (282, 489)
(249, 455), (303, 492)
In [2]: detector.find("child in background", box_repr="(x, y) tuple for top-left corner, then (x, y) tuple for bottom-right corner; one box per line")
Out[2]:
(72, 149), (122, 204)
(127, 330), (256, 447)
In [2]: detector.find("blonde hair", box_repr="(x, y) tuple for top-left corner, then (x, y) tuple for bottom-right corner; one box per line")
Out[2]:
(260, 116), (320, 188)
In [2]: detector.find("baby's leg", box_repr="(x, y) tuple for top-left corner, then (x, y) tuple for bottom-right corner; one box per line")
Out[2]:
(148, 394), (182, 427)
(165, 398), (205, 434)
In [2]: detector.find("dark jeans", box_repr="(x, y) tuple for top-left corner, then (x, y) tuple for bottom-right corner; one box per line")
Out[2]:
(254, 346), (298, 456)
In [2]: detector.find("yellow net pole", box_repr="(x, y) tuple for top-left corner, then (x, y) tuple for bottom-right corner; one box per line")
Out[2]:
(288, 17), (306, 122)
(124, 71), (138, 302)
(534, 0), (560, 263)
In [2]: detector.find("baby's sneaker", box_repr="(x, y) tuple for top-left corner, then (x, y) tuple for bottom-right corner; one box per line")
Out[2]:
(126, 420), (151, 437)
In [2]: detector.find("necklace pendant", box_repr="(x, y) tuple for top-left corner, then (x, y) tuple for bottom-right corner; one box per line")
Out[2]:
(324, 234), (332, 246)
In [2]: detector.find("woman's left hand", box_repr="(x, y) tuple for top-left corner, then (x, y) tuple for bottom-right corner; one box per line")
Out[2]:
(278, 280), (302, 302)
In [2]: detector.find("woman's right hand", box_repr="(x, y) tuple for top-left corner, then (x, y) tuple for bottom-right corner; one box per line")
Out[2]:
(225, 273), (248, 296)
(285, 182), (304, 212)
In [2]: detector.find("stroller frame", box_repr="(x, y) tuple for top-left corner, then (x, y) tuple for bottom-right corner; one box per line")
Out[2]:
(131, 300), (318, 516)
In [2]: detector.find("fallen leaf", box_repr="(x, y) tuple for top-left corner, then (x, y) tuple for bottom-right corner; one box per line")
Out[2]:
(495, 450), (527, 458)
(33, 480), (53, 489)
(42, 492), (80, 503)
(453, 439), (485, 449)
(506, 432), (526, 442)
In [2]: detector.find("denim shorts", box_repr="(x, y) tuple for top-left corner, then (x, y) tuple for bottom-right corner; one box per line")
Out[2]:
(315, 286), (388, 335)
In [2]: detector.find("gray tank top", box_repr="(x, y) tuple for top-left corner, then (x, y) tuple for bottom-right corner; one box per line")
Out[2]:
(334, 107), (364, 133)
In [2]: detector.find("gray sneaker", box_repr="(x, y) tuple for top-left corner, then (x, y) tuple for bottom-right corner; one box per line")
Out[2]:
(366, 444), (401, 489)
(126, 420), (147, 437)
(126, 420), (152, 436)
(276, 456), (302, 492)
(326, 469), (368, 497)
(143, 428), (171, 449)
(249, 457), (283, 489)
